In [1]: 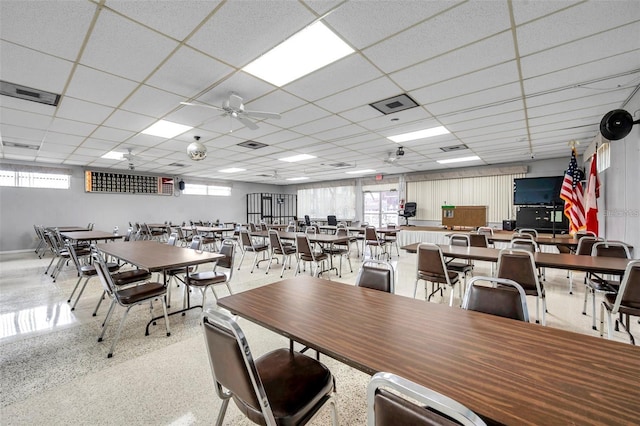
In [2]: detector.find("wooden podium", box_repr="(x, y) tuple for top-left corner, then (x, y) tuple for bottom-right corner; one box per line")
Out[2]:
(442, 205), (487, 229)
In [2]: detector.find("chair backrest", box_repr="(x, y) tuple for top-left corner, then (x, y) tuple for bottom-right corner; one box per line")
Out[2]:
(356, 260), (395, 293)
(327, 215), (337, 226)
(249, 222), (258, 232)
(215, 239), (236, 276)
(367, 372), (486, 426)
(365, 226), (379, 243)
(462, 276), (529, 322)
(610, 260), (640, 313)
(285, 223), (296, 233)
(202, 309), (275, 424)
(509, 238), (539, 253)
(592, 241), (631, 259)
(65, 241), (85, 273)
(87, 222), (95, 230)
(189, 235), (203, 250)
(511, 232), (533, 241)
(402, 202), (417, 217)
(268, 229), (282, 252)
(167, 232), (178, 246)
(497, 249), (541, 294)
(449, 234), (470, 247)
(476, 226), (493, 236)
(576, 235), (601, 255)
(516, 228), (538, 237)
(123, 226), (134, 242)
(305, 226), (317, 235)
(259, 222), (267, 231)
(92, 247), (116, 299)
(295, 233), (314, 257)
(304, 215), (311, 226)
(239, 229), (253, 248)
(468, 233), (488, 248)
(416, 243), (449, 281)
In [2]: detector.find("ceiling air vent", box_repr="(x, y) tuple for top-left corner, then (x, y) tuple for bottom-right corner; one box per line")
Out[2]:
(440, 144), (468, 152)
(237, 140), (268, 149)
(321, 162), (355, 169)
(1, 80), (61, 106)
(168, 162), (186, 167)
(2, 140), (41, 150)
(369, 93), (419, 115)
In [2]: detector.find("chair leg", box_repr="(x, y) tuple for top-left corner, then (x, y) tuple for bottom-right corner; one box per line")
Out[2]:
(107, 305), (133, 358)
(71, 276), (91, 311)
(93, 291), (106, 316)
(215, 397), (231, 426)
(67, 276), (84, 303)
(250, 252), (259, 273)
(591, 291), (597, 330)
(582, 286), (589, 315)
(448, 285), (455, 307)
(98, 299), (117, 341)
(413, 279), (419, 298)
(161, 296), (171, 337)
(237, 250), (246, 270)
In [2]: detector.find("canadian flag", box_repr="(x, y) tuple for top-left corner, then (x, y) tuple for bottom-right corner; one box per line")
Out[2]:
(585, 152), (600, 236)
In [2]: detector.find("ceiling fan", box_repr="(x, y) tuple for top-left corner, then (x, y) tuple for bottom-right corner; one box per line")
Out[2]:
(181, 93), (281, 131)
(383, 146), (405, 165)
(121, 148), (138, 170)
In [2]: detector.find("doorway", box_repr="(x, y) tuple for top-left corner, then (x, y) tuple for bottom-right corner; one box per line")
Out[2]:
(363, 191), (399, 227)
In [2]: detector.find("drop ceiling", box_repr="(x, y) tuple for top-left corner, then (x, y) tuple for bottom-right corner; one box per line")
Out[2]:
(0, 0), (638, 184)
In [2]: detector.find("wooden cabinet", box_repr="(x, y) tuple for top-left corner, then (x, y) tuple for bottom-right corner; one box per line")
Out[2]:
(442, 206), (487, 229)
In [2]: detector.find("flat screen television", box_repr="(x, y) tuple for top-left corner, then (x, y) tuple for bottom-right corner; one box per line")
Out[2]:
(513, 176), (564, 206)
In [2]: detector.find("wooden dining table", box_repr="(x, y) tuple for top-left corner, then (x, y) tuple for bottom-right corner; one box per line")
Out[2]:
(60, 230), (123, 243)
(218, 277), (640, 426)
(401, 243), (634, 275)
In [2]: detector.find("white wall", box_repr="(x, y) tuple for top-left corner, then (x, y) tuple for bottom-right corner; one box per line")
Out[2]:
(0, 165), (292, 251)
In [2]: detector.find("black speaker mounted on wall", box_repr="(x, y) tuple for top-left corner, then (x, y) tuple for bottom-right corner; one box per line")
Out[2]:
(599, 109), (639, 141)
(178, 180), (185, 191)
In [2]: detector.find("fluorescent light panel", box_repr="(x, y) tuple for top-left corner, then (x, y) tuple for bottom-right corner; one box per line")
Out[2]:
(388, 126), (450, 143)
(141, 120), (193, 138)
(346, 169), (376, 174)
(287, 177), (309, 181)
(243, 22), (354, 87)
(101, 151), (124, 160)
(437, 155), (480, 164)
(279, 154), (316, 163)
(219, 167), (246, 173)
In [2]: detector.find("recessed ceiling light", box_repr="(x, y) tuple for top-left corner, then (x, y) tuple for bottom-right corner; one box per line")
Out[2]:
(141, 120), (193, 138)
(346, 169), (376, 174)
(437, 155), (481, 164)
(219, 167), (246, 173)
(287, 177), (309, 181)
(243, 21), (354, 87)
(388, 126), (450, 143)
(279, 154), (316, 163)
(101, 151), (124, 160)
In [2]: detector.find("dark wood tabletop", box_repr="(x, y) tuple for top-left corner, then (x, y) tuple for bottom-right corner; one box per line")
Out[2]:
(401, 243), (634, 274)
(218, 277), (640, 426)
(49, 226), (90, 232)
(60, 231), (123, 242)
(95, 240), (223, 271)
(251, 230), (351, 244)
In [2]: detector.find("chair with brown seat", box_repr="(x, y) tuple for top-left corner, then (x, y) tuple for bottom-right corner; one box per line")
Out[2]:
(515, 228), (538, 238)
(92, 247), (170, 358)
(383, 223), (400, 257)
(237, 229), (269, 273)
(202, 309), (339, 426)
(413, 243), (460, 307)
(266, 230), (297, 278)
(184, 239), (235, 311)
(497, 248), (546, 325)
(446, 234), (474, 286)
(583, 241), (632, 330)
(365, 226), (389, 260)
(356, 259), (395, 293)
(600, 260), (640, 345)
(295, 233), (329, 277)
(462, 276), (530, 322)
(367, 372), (486, 426)
(567, 235), (603, 294)
(322, 227), (353, 278)
(66, 241), (119, 311)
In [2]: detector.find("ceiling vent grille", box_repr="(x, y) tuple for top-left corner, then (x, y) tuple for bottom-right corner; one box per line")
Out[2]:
(440, 144), (468, 152)
(168, 162), (187, 167)
(321, 161), (355, 169)
(369, 93), (419, 115)
(237, 140), (268, 149)
(2, 140), (41, 150)
(0, 80), (61, 106)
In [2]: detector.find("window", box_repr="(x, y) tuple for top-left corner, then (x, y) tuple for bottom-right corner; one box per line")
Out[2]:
(182, 183), (231, 196)
(597, 143), (610, 172)
(0, 170), (70, 189)
(298, 186), (356, 219)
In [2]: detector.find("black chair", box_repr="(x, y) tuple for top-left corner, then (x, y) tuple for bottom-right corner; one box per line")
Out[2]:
(367, 372), (486, 426)
(327, 215), (338, 226)
(202, 309), (339, 426)
(399, 202), (417, 226)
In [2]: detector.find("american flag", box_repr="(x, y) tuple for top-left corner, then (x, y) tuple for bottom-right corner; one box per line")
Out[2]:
(560, 148), (585, 233)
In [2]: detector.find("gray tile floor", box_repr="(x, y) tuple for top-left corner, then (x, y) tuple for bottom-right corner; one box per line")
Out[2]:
(0, 244), (633, 425)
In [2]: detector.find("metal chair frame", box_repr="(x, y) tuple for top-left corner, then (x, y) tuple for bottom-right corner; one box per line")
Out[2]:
(599, 260), (640, 345)
(497, 248), (546, 325)
(462, 276), (530, 322)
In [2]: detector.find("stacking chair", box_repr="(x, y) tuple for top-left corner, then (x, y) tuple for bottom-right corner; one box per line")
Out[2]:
(367, 372), (486, 426)
(92, 264), (153, 317)
(567, 235), (603, 294)
(322, 227), (353, 278)
(265, 229), (297, 278)
(413, 243), (460, 306)
(356, 259), (394, 293)
(165, 235), (202, 308)
(33, 225), (47, 258)
(497, 248), (546, 325)
(476, 226), (493, 237)
(511, 232), (534, 241)
(600, 260), (640, 345)
(185, 239), (235, 311)
(509, 238), (544, 281)
(446, 234), (474, 286)
(583, 241), (632, 330)
(295, 233), (329, 277)
(327, 215), (338, 226)
(462, 276), (529, 322)
(66, 242), (119, 311)
(237, 229), (269, 273)
(192, 225), (217, 251)
(202, 309), (339, 426)
(469, 232), (489, 248)
(92, 247), (170, 358)
(383, 223), (400, 256)
(364, 226), (389, 260)
(515, 228), (538, 238)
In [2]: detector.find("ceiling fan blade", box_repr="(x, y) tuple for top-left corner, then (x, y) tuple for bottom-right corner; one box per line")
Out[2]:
(243, 110), (282, 120)
(228, 94), (243, 110)
(237, 115), (259, 130)
(180, 101), (224, 111)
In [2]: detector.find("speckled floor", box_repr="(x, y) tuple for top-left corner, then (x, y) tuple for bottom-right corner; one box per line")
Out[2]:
(0, 243), (633, 425)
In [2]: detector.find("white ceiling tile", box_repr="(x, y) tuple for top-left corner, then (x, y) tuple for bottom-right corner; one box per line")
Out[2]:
(65, 65), (139, 108)
(315, 77), (401, 113)
(290, 115), (351, 136)
(80, 138), (119, 151)
(357, 107), (433, 132)
(511, 0), (582, 25)
(527, 88), (632, 117)
(0, 108), (52, 130)
(364, 1), (511, 73)
(275, 104), (331, 128)
(446, 110), (526, 132)
(90, 126), (135, 143)
(339, 105), (381, 123)
(56, 97), (115, 125)
(427, 82), (523, 116)
(102, 110), (156, 133)
(196, 72), (277, 107)
(1, 152), (37, 162)
(120, 85), (184, 117)
(516, 1), (640, 56)
(41, 132), (85, 147)
(48, 118), (97, 137)
(81, 9), (179, 82)
(245, 91), (307, 115)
